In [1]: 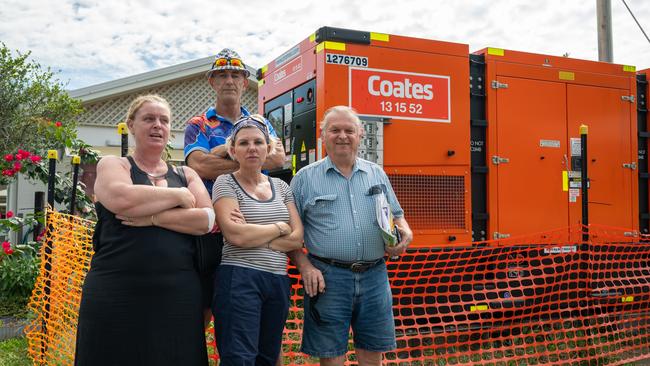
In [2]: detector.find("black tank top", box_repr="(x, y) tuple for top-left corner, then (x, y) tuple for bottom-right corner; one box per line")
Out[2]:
(88, 157), (195, 280)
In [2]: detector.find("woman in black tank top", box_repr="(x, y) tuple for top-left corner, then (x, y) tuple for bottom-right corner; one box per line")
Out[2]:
(74, 95), (215, 366)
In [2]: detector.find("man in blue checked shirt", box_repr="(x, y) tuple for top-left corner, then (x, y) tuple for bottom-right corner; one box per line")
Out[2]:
(184, 48), (285, 326)
(288, 106), (413, 366)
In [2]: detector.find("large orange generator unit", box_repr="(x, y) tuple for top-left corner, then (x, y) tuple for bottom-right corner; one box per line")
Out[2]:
(257, 26), (644, 246)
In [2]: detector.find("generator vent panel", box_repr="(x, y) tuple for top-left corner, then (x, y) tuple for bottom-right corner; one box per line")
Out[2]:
(388, 174), (466, 230)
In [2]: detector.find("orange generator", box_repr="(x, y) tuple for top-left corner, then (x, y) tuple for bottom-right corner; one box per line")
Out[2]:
(257, 26), (644, 246)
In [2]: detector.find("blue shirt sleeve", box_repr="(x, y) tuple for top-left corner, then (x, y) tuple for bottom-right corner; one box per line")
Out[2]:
(184, 121), (210, 160)
(289, 171), (305, 219)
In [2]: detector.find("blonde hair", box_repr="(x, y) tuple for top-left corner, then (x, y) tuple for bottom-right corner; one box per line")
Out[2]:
(320, 105), (362, 133)
(125, 94), (171, 123)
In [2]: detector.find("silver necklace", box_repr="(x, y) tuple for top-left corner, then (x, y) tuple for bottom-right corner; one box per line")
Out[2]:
(145, 171), (167, 180)
(133, 157), (166, 180)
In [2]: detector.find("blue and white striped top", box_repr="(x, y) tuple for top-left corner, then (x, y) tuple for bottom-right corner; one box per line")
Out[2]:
(290, 157), (403, 262)
(213, 174), (293, 275)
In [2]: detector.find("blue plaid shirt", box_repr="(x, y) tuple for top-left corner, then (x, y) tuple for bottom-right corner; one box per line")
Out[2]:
(183, 106), (277, 195)
(290, 157), (403, 262)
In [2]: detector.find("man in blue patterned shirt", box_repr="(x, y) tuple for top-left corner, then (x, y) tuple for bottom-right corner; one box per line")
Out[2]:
(184, 48), (284, 193)
(184, 48), (285, 325)
(289, 106), (413, 366)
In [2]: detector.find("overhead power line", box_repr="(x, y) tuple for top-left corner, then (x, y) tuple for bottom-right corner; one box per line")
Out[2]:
(620, 0), (650, 44)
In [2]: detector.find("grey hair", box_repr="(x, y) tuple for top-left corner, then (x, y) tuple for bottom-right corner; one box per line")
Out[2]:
(320, 106), (362, 133)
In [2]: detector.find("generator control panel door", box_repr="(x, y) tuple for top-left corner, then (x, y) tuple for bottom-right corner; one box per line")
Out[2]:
(495, 77), (568, 237)
(567, 84), (634, 229)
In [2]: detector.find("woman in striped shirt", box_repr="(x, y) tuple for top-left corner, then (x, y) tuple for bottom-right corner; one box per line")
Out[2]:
(212, 115), (303, 366)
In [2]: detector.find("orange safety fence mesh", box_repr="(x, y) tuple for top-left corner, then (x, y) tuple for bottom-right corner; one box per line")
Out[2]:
(26, 211), (650, 365)
(25, 210), (94, 365)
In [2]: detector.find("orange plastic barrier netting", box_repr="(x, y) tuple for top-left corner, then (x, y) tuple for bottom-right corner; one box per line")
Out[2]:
(380, 226), (650, 366)
(26, 211), (650, 365)
(26, 210), (94, 365)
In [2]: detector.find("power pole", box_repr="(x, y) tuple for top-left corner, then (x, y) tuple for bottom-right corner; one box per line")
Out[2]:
(597, 0), (613, 62)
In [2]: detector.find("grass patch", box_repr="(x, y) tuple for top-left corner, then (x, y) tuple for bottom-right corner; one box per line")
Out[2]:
(0, 337), (31, 366)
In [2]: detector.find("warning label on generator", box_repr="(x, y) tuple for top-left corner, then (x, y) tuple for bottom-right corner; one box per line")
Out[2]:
(349, 67), (451, 123)
(540, 139), (560, 148)
(543, 245), (577, 254)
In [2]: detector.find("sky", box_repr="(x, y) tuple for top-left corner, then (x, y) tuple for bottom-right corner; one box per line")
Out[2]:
(1, 0), (649, 91)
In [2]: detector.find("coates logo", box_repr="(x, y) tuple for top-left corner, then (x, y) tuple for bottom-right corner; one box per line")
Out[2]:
(349, 67), (450, 123)
(367, 75), (434, 100)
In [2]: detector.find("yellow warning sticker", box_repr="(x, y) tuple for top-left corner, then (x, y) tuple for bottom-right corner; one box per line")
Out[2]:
(623, 65), (636, 72)
(370, 32), (389, 42)
(470, 305), (488, 312)
(559, 71), (575, 81)
(562, 171), (568, 192)
(621, 296), (634, 303)
(316, 41), (346, 53)
(487, 47), (504, 56)
(301, 141), (306, 153)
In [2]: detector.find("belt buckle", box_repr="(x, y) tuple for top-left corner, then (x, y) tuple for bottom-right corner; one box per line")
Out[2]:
(350, 262), (366, 273)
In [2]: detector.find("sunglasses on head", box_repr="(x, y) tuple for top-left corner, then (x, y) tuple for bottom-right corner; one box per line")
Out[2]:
(235, 115), (268, 130)
(248, 114), (268, 127)
(232, 116), (270, 142)
(214, 57), (243, 68)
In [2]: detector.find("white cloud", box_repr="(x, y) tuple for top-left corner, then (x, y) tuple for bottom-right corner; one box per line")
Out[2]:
(1, 0), (648, 89)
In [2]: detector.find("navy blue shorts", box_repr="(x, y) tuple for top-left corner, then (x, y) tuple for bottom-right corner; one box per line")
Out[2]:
(212, 264), (291, 366)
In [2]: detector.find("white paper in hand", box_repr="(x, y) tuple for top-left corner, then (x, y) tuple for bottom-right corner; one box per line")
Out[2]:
(375, 192), (397, 247)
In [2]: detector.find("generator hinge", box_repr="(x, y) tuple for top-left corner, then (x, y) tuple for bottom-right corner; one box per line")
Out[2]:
(622, 95), (636, 103)
(491, 80), (508, 89)
(493, 232), (511, 240)
(492, 156), (510, 165)
(623, 162), (637, 170)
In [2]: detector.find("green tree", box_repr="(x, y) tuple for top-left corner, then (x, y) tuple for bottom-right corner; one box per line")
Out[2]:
(0, 44), (100, 321)
(0, 42), (98, 218)
(0, 43), (83, 156)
